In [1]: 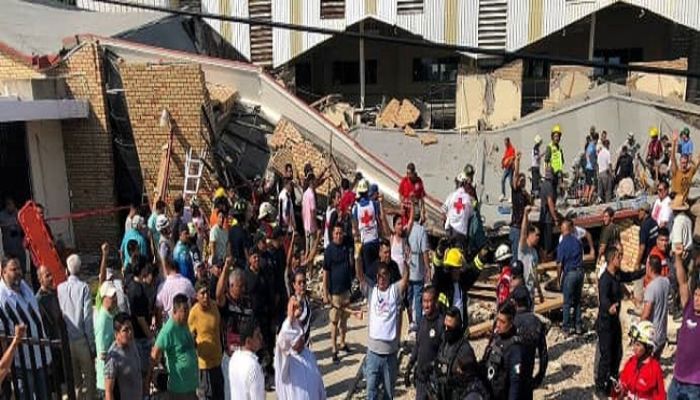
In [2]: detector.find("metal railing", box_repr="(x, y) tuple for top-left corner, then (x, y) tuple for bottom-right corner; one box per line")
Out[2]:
(0, 306), (75, 400)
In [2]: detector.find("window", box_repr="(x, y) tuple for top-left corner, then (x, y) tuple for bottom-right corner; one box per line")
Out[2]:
(332, 60), (378, 85)
(593, 48), (643, 78)
(398, 0), (424, 14)
(321, 0), (345, 19)
(412, 57), (459, 82)
(523, 60), (550, 79)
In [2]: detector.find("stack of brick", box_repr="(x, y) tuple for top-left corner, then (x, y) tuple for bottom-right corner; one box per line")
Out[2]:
(268, 119), (341, 197)
(619, 219), (640, 272)
(376, 98), (420, 129)
(120, 62), (215, 216)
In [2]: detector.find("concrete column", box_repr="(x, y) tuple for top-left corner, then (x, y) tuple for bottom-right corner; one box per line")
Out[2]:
(360, 20), (365, 109)
(588, 12), (596, 61)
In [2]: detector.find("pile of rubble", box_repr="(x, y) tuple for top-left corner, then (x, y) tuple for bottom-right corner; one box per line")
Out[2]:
(376, 98), (438, 146)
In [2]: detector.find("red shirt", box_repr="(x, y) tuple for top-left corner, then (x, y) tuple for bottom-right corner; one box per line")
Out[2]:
(647, 139), (663, 163)
(502, 144), (516, 169)
(644, 246), (668, 287)
(338, 191), (356, 216)
(398, 176), (426, 202)
(616, 356), (666, 400)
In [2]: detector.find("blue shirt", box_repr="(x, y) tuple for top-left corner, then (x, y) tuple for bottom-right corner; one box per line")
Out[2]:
(120, 229), (148, 268)
(680, 139), (694, 157)
(585, 142), (596, 171)
(173, 241), (195, 284)
(557, 234), (583, 274)
(57, 275), (95, 349)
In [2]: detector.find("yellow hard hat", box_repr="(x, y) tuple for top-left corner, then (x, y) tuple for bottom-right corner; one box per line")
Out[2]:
(552, 124), (562, 134)
(649, 127), (659, 138)
(443, 248), (464, 268)
(214, 187), (226, 199)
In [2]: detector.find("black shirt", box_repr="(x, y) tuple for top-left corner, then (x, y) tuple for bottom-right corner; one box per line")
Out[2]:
(597, 268), (646, 325)
(228, 224), (250, 267)
(511, 188), (529, 227)
(323, 243), (353, 295)
(245, 266), (273, 319)
(639, 217), (659, 265)
(36, 289), (67, 341)
(126, 279), (151, 339)
(615, 153), (634, 180)
(410, 311), (444, 381)
(220, 296), (254, 355)
(514, 311), (548, 395)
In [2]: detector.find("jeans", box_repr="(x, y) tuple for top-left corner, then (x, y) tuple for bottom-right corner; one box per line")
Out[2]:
(415, 379), (430, 400)
(365, 350), (398, 400)
(408, 281), (424, 327)
(70, 337), (96, 400)
(509, 227), (521, 262)
(562, 269), (584, 331)
(598, 171), (613, 203)
(501, 168), (513, 197)
(668, 378), (700, 400)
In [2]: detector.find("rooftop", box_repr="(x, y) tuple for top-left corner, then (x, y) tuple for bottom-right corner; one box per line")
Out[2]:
(0, 0), (165, 57)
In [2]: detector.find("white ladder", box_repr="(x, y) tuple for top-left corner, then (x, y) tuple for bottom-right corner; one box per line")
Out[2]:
(183, 147), (206, 203)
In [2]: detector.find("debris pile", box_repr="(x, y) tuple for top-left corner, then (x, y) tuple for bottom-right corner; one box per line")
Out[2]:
(377, 98), (437, 146)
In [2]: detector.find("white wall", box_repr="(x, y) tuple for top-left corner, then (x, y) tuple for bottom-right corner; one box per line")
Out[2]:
(26, 120), (74, 248)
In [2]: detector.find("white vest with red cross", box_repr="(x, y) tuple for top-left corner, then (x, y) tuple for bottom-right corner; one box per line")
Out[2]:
(443, 188), (472, 235)
(356, 201), (379, 243)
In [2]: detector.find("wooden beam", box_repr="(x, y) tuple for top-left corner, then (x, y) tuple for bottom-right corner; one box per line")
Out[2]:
(468, 294), (563, 339)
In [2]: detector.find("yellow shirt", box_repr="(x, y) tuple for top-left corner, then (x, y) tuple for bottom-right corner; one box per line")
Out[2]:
(187, 302), (222, 369)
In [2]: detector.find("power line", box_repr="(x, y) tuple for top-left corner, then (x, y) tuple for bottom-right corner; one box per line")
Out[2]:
(94, 0), (700, 79)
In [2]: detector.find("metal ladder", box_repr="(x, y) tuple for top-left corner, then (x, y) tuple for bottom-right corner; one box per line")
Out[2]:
(183, 147), (206, 203)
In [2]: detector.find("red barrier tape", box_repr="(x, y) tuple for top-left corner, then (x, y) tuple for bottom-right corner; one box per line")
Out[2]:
(44, 205), (132, 222)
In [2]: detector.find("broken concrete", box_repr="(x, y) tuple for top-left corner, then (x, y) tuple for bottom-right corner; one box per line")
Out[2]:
(544, 65), (593, 108)
(628, 58), (688, 102)
(376, 98), (401, 128)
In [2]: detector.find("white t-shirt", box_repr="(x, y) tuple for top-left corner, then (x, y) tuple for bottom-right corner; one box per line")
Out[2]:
(229, 349), (265, 400)
(369, 283), (400, 342)
(209, 225), (228, 265)
(598, 147), (611, 173)
(278, 188), (295, 231)
(323, 207), (336, 249)
(652, 197), (673, 229)
(442, 188), (473, 235)
(671, 213), (693, 251)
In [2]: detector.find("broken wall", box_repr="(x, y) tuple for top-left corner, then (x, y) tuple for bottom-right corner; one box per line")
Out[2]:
(543, 65), (593, 108)
(120, 62), (215, 214)
(268, 119), (343, 197)
(627, 58), (688, 102)
(455, 60), (523, 131)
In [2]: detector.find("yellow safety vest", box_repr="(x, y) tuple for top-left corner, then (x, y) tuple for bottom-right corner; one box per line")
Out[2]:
(548, 142), (563, 173)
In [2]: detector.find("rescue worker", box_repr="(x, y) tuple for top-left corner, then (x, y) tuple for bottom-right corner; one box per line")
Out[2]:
(483, 302), (525, 400)
(431, 307), (490, 400)
(442, 173), (474, 252)
(511, 287), (548, 400)
(462, 164), (479, 204)
(352, 179), (383, 277)
(432, 245), (484, 323)
(544, 124), (564, 196)
(646, 127), (663, 181)
(614, 321), (666, 400)
(494, 244), (514, 307)
(405, 286), (445, 400)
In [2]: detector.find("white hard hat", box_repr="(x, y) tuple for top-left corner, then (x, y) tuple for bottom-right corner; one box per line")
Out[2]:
(495, 244), (512, 262)
(99, 281), (118, 298)
(156, 214), (170, 231)
(534, 135), (542, 144)
(258, 202), (275, 220)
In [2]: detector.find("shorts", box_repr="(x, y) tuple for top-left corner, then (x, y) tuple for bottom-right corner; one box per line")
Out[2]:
(585, 169), (596, 185)
(330, 291), (351, 323)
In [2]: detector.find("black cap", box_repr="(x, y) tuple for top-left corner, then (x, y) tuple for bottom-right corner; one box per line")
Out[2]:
(510, 285), (531, 309)
(511, 260), (524, 278)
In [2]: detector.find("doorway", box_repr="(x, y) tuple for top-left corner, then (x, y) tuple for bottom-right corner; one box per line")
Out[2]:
(0, 122), (32, 206)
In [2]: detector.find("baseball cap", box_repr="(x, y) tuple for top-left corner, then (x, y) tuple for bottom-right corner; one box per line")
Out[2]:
(99, 281), (118, 298)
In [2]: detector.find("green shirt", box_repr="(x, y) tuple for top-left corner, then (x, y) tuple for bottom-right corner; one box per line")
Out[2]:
(94, 307), (115, 390)
(155, 318), (198, 393)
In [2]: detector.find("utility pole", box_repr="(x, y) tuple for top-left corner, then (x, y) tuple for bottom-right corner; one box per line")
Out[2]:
(359, 20), (366, 109)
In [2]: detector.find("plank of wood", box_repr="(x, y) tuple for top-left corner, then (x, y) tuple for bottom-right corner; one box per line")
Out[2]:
(468, 294), (563, 339)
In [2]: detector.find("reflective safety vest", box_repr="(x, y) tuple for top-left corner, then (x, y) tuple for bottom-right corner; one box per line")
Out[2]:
(548, 142), (563, 173)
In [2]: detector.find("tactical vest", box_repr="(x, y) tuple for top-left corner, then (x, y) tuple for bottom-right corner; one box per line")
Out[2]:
(548, 143), (563, 173)
(485, 334), (521, 399)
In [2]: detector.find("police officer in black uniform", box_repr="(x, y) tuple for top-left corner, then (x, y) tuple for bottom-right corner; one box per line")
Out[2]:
(431, 307), (490, 400)
(512, 287), (548, 400)
(405, 286), (444, 399)
(483, 302), (525, 400)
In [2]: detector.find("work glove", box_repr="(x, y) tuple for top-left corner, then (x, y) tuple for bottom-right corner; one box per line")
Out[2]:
(404, 362), (415, 387)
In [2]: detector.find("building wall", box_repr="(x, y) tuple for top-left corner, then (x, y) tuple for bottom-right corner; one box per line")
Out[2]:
(455, 60), (523, 131)
(508, 0), (700, 52)
(0, 43), (120, 253)
(544, 65), (594, 108)
(298, 37), (459, 105)
(628, 58), (688, 102)
(25, 120), (75, 249)
(203, 0), (478, 68)
(119, 63), (216, 214)
(51, 43), (120, 252)
(0, 53), (42, 80)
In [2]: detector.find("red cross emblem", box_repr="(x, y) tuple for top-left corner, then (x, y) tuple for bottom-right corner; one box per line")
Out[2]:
(453, 199), (465, 214)
(360, 209), (373, 225)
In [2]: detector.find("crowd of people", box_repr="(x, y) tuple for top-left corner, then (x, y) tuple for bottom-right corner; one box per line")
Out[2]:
(0, 121), (696, 400)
